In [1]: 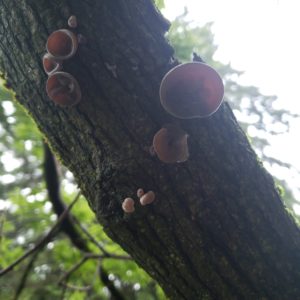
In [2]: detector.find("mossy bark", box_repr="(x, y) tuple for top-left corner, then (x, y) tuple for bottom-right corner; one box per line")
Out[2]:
(1, 0), (300, 299)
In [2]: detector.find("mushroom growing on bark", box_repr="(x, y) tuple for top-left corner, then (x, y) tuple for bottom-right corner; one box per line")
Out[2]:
(152, 124), (189, 164)
(68, 15), (78, 28)
(137, 188), (145, 198)
(46, 72), (81, 106)
(159, 62), (224, 119)
(122, 198), (135, 213)
(46, 29), (78, 60)
(42, 53), (62, 75)
(140, 191), (155, 206)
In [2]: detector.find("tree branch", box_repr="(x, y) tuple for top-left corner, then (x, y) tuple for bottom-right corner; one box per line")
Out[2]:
(43, 142), (89, 252)
(13, 250), (40, 300)
(0, 192), (81, 276)
(44, 143), (128, 299)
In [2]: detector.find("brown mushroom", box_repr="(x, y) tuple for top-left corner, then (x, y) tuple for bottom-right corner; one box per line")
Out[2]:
(153, 124), (189, 164)
(42, 53), (62, 75)
(46, 29), (78, 60)
(159, 62), (224, 119)
(46, 72), (81, 106)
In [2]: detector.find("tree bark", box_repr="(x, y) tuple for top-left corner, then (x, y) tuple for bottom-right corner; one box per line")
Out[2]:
(1, 1), (300, 299)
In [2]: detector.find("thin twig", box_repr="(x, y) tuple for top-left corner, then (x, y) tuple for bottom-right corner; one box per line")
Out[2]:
(0, 208), (8, 246)
(72, 216), (108, 254)
(60, 282), (92, 291)
(98, 262), (126, 300)
(85, 253), (131, 260)
(14, 250), (40, 300)
(0, 191), (81, 277)
(58, 256), (89, 284)
(58, 252), (131, 286)
(59, 277), (68, 300)
(72, 217), (132, 260)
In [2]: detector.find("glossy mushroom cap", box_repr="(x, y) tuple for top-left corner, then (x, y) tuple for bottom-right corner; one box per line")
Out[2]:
(42, 53), (62, 75)
(46, 72), (81, 106)
(153, 124), (189, 164)
(46, 29), (78, 60)
(159, 62), (224, 119)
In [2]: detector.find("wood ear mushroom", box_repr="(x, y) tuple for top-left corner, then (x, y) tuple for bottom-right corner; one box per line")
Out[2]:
(153, 124), (189, 164)
(159, 62), (224, 119)
(46, 72), (81, 107)
(46, 29), (78, 60)
(42, 53), (62, 75)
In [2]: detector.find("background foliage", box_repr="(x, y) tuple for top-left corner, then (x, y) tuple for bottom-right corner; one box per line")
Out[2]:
(0, 1), (298, 299)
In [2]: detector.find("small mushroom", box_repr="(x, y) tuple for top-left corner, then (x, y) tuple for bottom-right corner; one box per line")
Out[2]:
(46, 29), (78, 60)
(153, 124), (189, 164)
(122, 197), (135, 213)
(159, 62), (224, 119)
(46, 72), (81, 106)
(68, 15), (78, 28)
(137, 188), (144, 198)
(140, 191), (155, 206)
(42, 53), (62, 75)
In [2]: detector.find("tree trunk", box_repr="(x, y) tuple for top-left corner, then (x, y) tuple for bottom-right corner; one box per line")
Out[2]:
(1, 1), (300, 299)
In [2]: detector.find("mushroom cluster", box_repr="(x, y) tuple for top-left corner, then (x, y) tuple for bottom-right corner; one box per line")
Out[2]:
(42, 16), (82, 107)
(152, 61), (224, 164)
(121, 188), (156, 214)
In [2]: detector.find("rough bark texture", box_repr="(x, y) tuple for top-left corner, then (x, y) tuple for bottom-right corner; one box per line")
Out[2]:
(1, 1), (300, 299)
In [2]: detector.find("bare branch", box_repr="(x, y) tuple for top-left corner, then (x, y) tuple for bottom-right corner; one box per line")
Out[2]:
(85, 253), (131, 261)
(0, 191), (81, 277)
(60, 282), (92, 292)
(43, 142), (89, 252)
(72, 216), (108, 254)
(13, 250), (40, 300)
(58, 252), (131, 285)
(58, 256), (89, 284)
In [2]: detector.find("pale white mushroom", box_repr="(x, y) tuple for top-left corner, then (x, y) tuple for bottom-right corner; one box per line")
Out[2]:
(137, 188), (145, 198)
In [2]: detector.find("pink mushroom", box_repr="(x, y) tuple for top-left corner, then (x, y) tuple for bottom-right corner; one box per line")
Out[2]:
(122, 198), (135, 213)
(140, 191), (155, 206)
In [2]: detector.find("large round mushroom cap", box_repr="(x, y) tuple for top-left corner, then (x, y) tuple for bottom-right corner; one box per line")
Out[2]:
(159, 62), (224, 119)
(46, 72), (81, 107)
(46, 29), (78, 60)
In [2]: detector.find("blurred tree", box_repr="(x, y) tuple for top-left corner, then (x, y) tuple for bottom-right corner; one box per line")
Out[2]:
(0, 1), (300, 299)
(167, 9), (298, 210)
